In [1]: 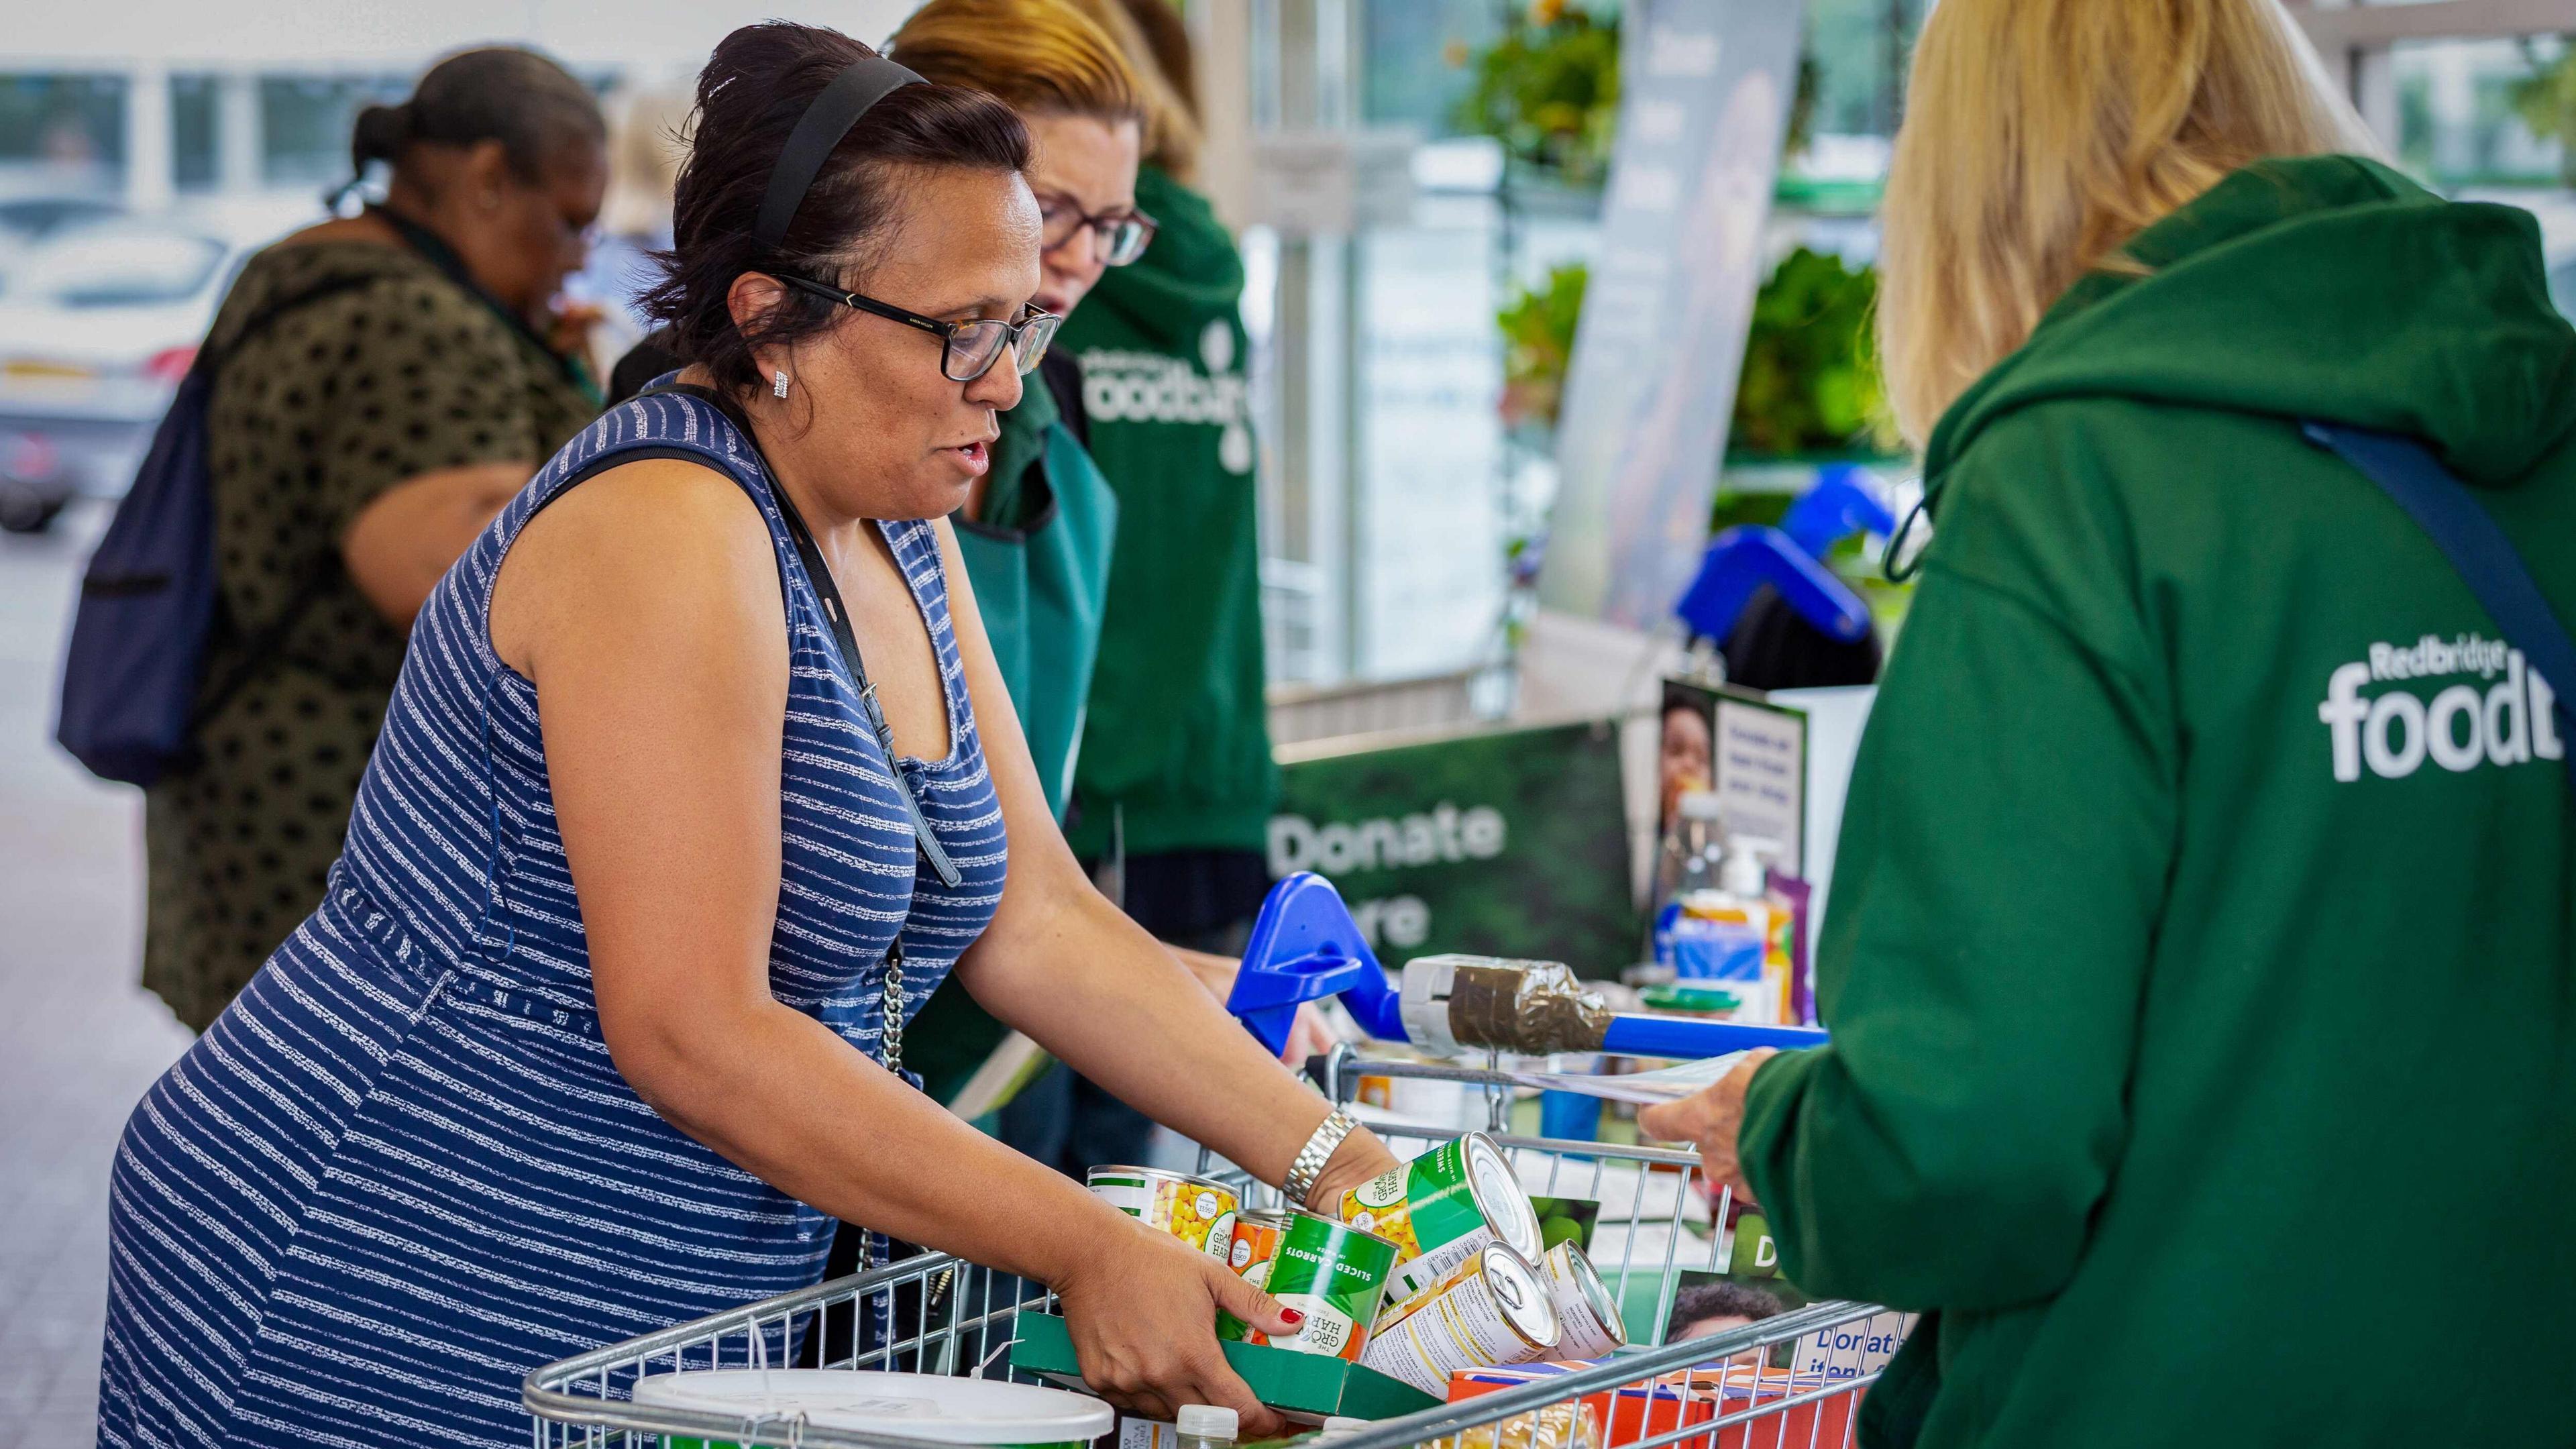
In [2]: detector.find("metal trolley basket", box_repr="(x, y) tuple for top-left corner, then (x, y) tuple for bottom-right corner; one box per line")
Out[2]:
(525, 1053), (1909, 1449)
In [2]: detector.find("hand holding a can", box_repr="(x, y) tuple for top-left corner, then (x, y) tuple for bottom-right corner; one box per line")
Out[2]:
(1305, 1132), (1404, 1216)
(1056, 1220), (1304, 1438)
(1636, 1048), (1777, 1207)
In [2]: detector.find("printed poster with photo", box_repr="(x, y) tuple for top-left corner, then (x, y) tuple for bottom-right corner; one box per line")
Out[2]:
(1663, 1206), (1913, 1378)
(1659, 679), (1809, 876)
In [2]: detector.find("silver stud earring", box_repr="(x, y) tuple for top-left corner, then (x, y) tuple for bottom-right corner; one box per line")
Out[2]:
(772, 369), (790, 399)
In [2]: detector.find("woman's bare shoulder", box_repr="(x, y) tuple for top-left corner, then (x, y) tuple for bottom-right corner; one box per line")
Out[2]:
(492, 458), (785, 675)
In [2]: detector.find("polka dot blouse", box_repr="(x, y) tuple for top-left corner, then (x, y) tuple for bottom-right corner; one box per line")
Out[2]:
(142, 237), (597, 1032)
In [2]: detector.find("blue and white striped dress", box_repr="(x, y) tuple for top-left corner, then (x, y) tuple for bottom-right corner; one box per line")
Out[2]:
(96, 389), (1010, 1447)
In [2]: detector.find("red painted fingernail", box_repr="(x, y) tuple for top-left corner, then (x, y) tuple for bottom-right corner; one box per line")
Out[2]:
(1279, 1308), (1305, 1326)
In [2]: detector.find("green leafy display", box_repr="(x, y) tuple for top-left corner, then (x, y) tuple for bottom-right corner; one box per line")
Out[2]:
(2508, 41), (2576, 189)
(1454, 1), (1623, 188)
(1491, 248), (1893, 458)
(1497, 262), (1591, 432)
(1728, 246), (1894, 457)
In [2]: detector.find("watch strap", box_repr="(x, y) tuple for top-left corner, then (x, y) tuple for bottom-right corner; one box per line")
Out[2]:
(1285, 1108), (1360, 1209)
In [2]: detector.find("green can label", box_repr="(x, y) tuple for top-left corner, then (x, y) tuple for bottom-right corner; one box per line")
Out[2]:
(1216, 1210), (1397, 1360)
(1338, 1133), (1538, 1288)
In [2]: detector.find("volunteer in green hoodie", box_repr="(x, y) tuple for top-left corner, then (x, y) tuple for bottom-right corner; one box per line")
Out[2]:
(1057, 46), (1275, 917)
(1001, 0), (1295, 1174)
(886, 0), (1324, 1121)
(1640, 3), (2576, 1446)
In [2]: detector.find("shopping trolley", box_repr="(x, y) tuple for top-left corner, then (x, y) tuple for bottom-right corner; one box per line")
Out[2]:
(524, 1050), (1909, 1449)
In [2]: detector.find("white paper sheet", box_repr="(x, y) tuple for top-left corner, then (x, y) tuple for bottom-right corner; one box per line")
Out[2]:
(1508, 1050), (1752, 1104)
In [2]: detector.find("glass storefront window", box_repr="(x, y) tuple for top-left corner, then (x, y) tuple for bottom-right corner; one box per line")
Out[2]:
(2392, 34), (2576, 316)
(1361, 0), (1505, 136)
(0, 73), (127, 199)
(172, 74), (219, 193)
(260, 74), (409, 191)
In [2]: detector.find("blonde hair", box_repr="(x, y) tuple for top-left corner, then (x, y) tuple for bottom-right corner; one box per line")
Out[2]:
(1059, 0), (1203, 181)
(887, 0), (1147, 143)
(1877, 0), (2379, 447)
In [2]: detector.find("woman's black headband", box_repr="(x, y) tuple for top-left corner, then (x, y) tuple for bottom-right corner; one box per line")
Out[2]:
(753, 56), (926, 254)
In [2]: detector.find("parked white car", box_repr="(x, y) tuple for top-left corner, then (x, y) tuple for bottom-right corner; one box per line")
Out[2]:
(0, 203), (317, 532)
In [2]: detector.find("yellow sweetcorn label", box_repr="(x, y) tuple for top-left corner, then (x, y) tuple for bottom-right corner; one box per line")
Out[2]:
(1338, 1170), (1425, 1259)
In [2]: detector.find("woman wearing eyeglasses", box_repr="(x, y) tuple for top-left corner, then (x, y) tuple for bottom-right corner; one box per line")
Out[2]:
(97, 23), (1399, 1449)
(883, 0), (1154, 822)
(1022, 0), (1300, 1181)
(875, 0), (1157, 1118)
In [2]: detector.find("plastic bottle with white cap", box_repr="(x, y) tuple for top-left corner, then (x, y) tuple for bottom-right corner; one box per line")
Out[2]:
(1175, 1404), (1238, 1449)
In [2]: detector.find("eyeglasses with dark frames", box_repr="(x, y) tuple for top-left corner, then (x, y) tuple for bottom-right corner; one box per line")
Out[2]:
(777, 272), (1061, 381)
(1037, 198), (1159, 268)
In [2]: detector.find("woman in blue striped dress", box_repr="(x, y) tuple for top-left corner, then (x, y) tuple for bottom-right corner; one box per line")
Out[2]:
(97, 23), (1399, 1448)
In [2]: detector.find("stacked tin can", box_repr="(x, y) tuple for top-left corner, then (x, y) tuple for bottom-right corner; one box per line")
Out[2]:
(1334, 1133), (1546, 1299)
(1218, 1210), (1399, 1361)
(1087, 1166), (1240, 1261)
(1358, 1244), (1562, 1394)
(1093, 1134), (1631, 1395)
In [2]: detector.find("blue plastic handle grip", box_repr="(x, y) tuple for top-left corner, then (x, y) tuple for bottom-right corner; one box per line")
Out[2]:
(1780, 464), (1898, 559)
(1601, 1014), (1830, 1059)
(1228, 873), (1406, 1056)
(1672, 525), (1873, 646)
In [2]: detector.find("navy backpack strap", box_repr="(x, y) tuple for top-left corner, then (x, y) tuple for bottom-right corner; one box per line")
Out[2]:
(2303, 421), (2576, 798)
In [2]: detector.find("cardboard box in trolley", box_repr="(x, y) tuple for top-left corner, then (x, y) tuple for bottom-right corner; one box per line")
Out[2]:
(1785, 1309), (1909, 1382)
(1449, 1360), (1857, 1449)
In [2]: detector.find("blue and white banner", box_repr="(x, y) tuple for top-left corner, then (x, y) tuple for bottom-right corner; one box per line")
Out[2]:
(1541, 0), (1807, 629)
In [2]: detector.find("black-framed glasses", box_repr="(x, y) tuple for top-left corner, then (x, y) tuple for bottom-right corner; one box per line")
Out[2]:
(778, 273), (1061, 381)
(1038, 198), (1159, 267)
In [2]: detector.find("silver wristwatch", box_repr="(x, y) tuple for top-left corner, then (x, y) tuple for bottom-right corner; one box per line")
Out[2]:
(1285, 1108), (1360, 1209)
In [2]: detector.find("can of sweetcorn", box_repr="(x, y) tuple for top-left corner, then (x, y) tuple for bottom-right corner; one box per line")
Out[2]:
(1087, 1166), (1238, 1261)
(1228, 1208), (1293, 1287)
(1218, 1210), (1399, 1360)
(1336, 1133), (1543, 1300)
(1358, 1243), (1561, 1395)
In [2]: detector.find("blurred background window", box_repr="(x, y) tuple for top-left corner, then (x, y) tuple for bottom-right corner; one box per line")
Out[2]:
(2390, 33), (2576, 316)
(258, 74), (410, 189)
(171, 74), (219, 193)
(0, 74), (128, 199)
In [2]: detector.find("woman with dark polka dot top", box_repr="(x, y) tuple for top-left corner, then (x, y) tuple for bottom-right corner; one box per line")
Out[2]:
(142, 48), (606, 1030)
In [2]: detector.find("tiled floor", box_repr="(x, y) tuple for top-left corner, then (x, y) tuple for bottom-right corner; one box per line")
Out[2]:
(0, 504), (193, 1449)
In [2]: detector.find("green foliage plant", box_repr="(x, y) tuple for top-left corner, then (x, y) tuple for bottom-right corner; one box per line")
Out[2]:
(1456, 0), (1624, 188)
(1492, 247), (1893, 458)
(2508, 40), (2576, 189)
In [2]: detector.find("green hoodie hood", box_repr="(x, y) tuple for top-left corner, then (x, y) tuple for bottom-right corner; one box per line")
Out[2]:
(1926, 155), (2576, 491)
(1056, 164), (1275, 858)
(1081, 163), (1248, 350)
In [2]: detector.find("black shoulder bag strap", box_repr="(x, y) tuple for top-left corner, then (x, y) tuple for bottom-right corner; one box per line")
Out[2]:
(633, 380), (965, 893)
(2304, 421), (2576, 803)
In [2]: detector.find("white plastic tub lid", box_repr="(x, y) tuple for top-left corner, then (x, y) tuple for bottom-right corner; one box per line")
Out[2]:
(632, 1370), (1114, 1444)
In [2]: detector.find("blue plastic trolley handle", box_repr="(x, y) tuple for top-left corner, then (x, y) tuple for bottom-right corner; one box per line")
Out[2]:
(1227, 873), (1829, 1059)
(1602, 1014), (1829, 1057)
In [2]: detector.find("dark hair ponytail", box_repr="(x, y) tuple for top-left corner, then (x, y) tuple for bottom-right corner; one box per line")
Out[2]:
(350, 101), (413, 172)
(641, 22), (1031, 398)
(343, 46), (604, 198)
